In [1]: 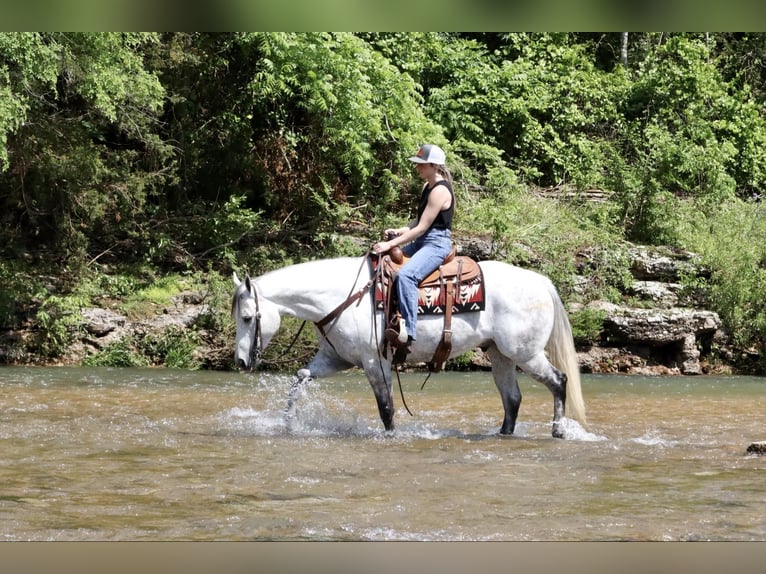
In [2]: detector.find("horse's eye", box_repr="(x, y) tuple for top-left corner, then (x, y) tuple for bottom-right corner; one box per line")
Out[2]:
(243, 315), (252, 323)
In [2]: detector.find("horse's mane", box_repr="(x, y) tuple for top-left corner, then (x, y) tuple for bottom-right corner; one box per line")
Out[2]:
(232, 256), (370, 314)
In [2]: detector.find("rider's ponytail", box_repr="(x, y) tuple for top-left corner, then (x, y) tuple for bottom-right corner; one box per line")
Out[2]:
(436, 164), (453, 186)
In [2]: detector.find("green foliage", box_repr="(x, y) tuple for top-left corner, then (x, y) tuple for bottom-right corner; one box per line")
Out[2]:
(0, 261), (30, 329)
(244, 32), (444, 240)
(34, 292), (89, 358)
(460, 185), (626, 301)
(0, 33), (173, 268)
(83, 340), (149, 368)
(571, 245), (634, 304)
(5, 33), (766, 370)
(85, 327), (202, 369)
(612, 36), (766, 242)
(445, 350), (482, 371)
(119, 275), (184, 320)
(60, 33), (164, 125)
(0, 33), (59, 170)
(570, 308), (607, 346)
(133, 326), (202, 370)
(679, 199), (766, 360)
(192, 269), (236, 369)
(429, 34), (626, 190)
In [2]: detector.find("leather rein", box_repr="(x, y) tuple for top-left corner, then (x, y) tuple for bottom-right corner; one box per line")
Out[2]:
(314, 252), (414, 416)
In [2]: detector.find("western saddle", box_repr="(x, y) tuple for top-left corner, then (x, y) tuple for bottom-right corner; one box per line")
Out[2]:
(375, 245), (481, 372)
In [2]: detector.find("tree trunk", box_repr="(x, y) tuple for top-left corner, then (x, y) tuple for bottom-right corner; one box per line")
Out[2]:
(620, 32), (628, 66)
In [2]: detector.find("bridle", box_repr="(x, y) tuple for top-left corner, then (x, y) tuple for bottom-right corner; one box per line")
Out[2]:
(240, 277), (263, 372)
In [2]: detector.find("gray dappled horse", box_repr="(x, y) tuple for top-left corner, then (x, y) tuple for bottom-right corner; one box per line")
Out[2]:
(232, 256), (586, 438)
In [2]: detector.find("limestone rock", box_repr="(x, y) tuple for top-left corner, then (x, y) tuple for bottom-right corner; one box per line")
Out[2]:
(627, 245), (706, 281)
(80, 308), (126, 337)
(586, 303), (721, 375)
(601, 306), (721, 346)
(628, 281), (682, 308)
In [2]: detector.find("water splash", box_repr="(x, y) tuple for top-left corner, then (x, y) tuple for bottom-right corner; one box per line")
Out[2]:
(556, 417), (608, 441)
(217, 384), (381, 438)
(222, 405), (287, 436)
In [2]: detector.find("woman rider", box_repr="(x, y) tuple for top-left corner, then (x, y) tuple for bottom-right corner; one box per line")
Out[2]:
(372, 144), (454, 364)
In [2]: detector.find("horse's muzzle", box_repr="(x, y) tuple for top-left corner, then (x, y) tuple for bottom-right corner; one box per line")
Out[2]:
(236, 357), (252, 372)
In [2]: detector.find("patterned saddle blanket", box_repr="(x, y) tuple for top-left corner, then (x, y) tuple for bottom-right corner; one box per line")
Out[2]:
(371, 250), (485, 315)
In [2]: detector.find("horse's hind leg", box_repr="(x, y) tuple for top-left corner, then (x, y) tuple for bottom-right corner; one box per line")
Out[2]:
(518, 352), (568, 438)
(486, 345), (522, 435)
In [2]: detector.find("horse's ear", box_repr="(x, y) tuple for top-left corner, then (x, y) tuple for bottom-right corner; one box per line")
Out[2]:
(232, 272), (241, 286)
(245, 275), (252, 290)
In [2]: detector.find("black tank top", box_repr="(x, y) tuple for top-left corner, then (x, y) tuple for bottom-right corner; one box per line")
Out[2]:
(416, 180), (454, 230)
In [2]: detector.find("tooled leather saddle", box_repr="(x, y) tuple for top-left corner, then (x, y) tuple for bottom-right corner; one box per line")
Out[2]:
(371, 246), (485, 372)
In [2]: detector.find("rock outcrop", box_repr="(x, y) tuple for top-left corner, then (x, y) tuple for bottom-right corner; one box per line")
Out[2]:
(457, 239), (727, 375)
(576, 247), (723, 375)
(578, 304), (722, 375)
(61, 292), (215, 367)
(78, 293), (207, 351)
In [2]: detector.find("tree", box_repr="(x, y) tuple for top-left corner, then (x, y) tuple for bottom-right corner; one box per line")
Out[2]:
(0, 33), (171, 266)
(612, 35), (766, 242)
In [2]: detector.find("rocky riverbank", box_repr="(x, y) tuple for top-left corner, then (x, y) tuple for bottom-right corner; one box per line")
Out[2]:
(456, 239), (739, 376)
(575, 250), (724, 376)
(0, 241), (751, 375)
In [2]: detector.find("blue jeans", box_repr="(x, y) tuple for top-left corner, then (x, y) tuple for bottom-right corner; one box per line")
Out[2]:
(398, 228), (452, 340)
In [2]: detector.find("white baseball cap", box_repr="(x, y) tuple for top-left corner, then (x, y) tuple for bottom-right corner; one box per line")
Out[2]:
(408, 144), (446, 165)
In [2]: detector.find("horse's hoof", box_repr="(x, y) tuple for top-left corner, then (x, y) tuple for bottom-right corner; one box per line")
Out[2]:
(552, 422), (565, 439)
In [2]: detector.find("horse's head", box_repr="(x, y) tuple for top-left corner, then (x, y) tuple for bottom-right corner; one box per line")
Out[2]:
(231, 272), (280, 371)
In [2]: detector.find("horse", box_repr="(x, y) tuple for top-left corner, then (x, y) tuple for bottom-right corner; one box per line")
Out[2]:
(231, 255), (586, 438)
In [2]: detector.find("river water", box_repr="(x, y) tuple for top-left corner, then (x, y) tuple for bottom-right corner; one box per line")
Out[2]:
(0, 366), (764, 541)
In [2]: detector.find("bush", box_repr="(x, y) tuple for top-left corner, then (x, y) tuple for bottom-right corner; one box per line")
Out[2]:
(84, 341), (149, 368)
(86, 327), (202, 369)
(679, 198), (766, 361)
(570, 308), (607, 346)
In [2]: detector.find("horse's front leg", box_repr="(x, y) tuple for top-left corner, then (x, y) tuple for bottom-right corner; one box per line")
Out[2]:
(285, 368), (312, 420)
(285, 346), (352, 422)
(362, 361), (395, 431)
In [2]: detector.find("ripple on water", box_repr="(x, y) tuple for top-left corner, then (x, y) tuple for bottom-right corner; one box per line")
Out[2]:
(632, 431), (678, 448)
(3, 369), (765, 542)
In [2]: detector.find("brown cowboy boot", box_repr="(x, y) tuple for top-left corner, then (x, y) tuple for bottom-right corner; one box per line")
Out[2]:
(385, 315), (408, 347)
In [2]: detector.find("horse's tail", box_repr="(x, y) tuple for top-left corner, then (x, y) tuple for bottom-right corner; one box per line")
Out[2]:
(545, 283), (587, 426)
